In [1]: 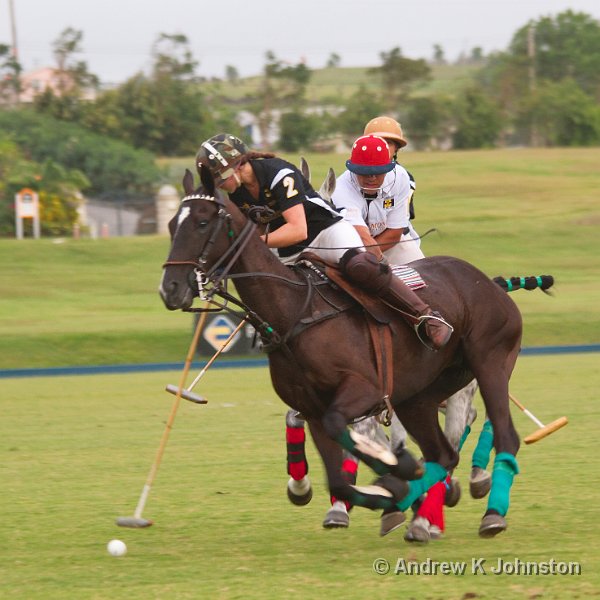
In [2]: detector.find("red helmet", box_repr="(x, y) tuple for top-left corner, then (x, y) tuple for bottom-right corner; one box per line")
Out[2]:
(346, 135), (394, 175)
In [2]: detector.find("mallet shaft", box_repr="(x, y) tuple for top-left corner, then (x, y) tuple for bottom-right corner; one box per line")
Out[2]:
(187, 319), (247, 389)
(165, 318), (247, 402)
(509, 392), (568, 445)
(509, 392), (544, 427)
(116, 306), (210, 528)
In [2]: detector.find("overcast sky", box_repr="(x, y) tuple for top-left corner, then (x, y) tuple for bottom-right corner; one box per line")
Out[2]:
(2, 0), (599, 84)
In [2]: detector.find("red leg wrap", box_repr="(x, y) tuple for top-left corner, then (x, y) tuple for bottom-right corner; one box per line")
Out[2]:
(286, 426), (308, 480)
(331, 458), (359, 510)
(416, 478), (447, 531)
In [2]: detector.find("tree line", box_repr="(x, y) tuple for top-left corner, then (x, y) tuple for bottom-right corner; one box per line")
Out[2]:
(0, 10), (599, 235)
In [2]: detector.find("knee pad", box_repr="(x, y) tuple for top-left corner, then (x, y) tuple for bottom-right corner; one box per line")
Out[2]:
(340, 249), (391, 293)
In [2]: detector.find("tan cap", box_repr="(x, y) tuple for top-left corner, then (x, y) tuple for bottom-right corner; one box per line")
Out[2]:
(364, 116), (407, 148)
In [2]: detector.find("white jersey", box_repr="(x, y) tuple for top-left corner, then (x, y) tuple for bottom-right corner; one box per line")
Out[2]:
(333, 164), (414, 238)
(333, 164), (423, 263)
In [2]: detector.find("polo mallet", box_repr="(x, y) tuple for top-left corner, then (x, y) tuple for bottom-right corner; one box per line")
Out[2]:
(165, 318), (247, 404)
(509, 392), (568, 444)
(116, 307), (210, 528)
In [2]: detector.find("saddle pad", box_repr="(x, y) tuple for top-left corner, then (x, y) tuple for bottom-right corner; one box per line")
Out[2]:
(390, 264), (426, 290)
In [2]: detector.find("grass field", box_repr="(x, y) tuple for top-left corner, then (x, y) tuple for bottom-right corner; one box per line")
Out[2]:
(1, 354), (599, 599)
(1, 146), (599, 598)
(2, 147), (599, 370)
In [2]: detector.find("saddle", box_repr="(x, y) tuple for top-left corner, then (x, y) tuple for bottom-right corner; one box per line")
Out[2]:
(296, 252), (426, 327)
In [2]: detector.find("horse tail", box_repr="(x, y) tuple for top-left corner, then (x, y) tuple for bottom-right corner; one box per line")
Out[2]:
(493, 275), (554, 294)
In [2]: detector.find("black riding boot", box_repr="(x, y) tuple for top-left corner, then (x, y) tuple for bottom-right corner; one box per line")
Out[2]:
(340, 249), (453, 350)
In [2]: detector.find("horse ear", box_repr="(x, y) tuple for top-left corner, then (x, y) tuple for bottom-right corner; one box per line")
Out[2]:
(319, 167), (337, 206)
(183, 169), (195, 195)
(199, 164), (216, 196)
(300, 156), (310, 182)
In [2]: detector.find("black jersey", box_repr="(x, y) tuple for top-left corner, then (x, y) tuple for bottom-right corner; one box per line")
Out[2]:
(229, 157), (342, 258)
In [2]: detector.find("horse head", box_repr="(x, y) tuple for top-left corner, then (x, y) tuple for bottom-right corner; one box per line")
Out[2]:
(159, 166), (237, 310)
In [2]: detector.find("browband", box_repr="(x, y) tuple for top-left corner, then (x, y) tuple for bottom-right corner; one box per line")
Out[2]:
(181, 193), (216, 203)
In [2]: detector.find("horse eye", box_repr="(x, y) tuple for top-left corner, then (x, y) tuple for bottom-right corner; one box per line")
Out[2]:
(197, 220), (209, 230)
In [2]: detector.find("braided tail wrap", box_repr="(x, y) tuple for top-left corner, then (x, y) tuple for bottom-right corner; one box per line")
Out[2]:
(493, 275), (554, 293)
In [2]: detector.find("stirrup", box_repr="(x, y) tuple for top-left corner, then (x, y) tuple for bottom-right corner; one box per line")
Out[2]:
(414, 313), (454, 351)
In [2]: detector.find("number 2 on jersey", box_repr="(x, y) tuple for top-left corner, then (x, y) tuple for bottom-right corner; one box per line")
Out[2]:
(283, 176), (299, 199)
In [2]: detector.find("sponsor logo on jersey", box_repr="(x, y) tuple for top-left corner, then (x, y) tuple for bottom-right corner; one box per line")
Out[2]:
(383, 197), (394, 209)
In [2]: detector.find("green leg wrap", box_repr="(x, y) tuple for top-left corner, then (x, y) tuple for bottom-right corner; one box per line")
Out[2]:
(395, 462), (447, 511)
(345, 488), (394, 511)
(336, 430), (388, 475)
(472, 420), (494, 469)
(458, 424), (471, 452)
(487, 452), (519, 516)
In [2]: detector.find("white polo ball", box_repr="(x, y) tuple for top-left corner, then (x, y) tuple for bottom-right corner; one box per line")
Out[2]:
(107, 539), (127, 557)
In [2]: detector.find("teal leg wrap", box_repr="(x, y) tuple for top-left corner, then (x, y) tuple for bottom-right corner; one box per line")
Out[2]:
(336, 429), (388, 475)
(458, 424), (471, 452)
(395, 462), (447, 511)
(472, 420), (494, 469)
(487, 452), (519, 516)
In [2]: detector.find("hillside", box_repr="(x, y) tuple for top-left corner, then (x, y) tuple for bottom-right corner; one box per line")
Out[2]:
(204, 63), (482, 105)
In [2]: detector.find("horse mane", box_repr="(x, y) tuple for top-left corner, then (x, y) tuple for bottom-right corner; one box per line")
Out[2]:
(240, 151), (276, 165)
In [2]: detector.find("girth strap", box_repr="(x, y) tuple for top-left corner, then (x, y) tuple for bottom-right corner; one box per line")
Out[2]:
(366, 317), (395, 426)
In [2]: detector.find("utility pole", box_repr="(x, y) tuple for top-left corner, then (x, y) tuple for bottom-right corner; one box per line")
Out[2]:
(7, 0), (21, 105)
(8, 0), (18, 59)
(527, 23), (536, 93)
(527, 23), (538, 146)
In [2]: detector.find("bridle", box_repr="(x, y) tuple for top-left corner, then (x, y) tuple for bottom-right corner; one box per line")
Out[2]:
(162, 191), (259, 295)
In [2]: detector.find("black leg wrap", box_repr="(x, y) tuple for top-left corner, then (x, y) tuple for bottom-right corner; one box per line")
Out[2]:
(389, 447), (424, 481)
(374, 474), (409, 503)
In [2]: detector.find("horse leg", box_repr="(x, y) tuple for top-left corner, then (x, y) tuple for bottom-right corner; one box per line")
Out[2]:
(323, 415), (396, 535)
(285, 409), (313, 506)
(470, 416), (493, 499)
(441, 379), (479, 507)
(380, 413), (409, 536)
(320, 376), (415, 510)
(393, 392), (459, 544)
(323, 417), (384, 529)
(305, 418), (366, 514)
(410, 385), (478, 541)
(470, 350), (521, 538)
(322, 448), (357, 528)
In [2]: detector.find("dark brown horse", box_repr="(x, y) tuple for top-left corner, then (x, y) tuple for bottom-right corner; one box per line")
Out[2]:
(160, 167), (524, 537)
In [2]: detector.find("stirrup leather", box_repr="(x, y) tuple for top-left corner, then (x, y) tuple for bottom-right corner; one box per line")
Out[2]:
(414, 312), (454, 350)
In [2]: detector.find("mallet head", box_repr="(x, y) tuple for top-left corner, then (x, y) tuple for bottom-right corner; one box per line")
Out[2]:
(165, 384), (207, 404)
(115, 516), (153, 528)
(524, 416), (568, 444)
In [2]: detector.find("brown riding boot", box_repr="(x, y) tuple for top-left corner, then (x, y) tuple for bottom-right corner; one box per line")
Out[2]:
(340, 249), (453, 350)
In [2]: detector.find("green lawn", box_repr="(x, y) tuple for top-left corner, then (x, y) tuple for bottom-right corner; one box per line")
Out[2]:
(2, 147), (598, 370)
(1, 146), (598, 598)
(1, 354), (598, 599)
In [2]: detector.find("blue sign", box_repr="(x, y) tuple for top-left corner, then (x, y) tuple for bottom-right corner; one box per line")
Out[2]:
(202, 315), (241, 352)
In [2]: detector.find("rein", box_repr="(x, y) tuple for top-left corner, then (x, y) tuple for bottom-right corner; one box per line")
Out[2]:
(162, 193), (355, 419)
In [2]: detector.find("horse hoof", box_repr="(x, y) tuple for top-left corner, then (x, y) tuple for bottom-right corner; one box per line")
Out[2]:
(470, 467), (492, 499)
(380, 509), (406, 537)
(404, 517), (431, 543)
(287, 477), (313, 506)
(323, 502), (349, 529)
(479, 513), (507, 538)
(444, 476), (461, 507)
